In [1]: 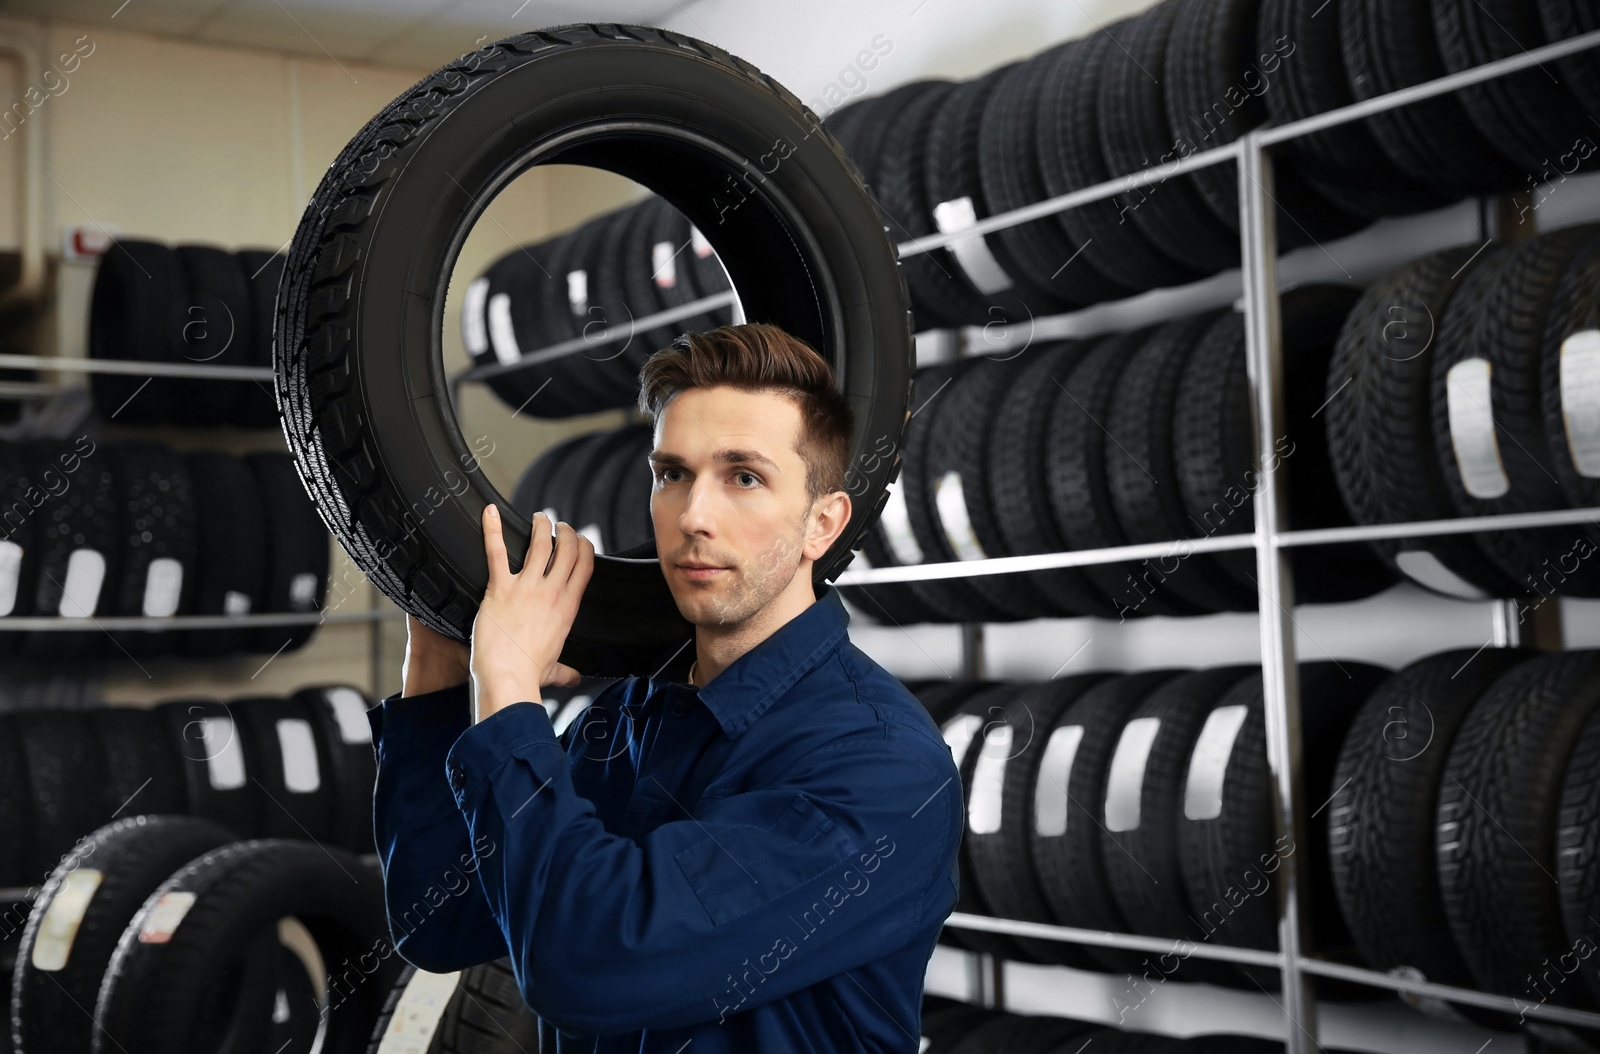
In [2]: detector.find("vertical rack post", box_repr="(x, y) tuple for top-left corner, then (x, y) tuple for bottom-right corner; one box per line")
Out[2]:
(1491, 598), (1522, 648)
(960, 623), (985, 680)
(1238, 130), (1321, 1053)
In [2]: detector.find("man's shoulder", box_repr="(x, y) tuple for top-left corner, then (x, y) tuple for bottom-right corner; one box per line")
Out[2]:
(787, 639), (954, 764)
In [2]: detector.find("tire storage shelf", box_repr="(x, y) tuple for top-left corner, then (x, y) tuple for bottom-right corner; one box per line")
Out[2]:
(0, 352), (405, 650)
(454, 23), (1600, 1054)
(0, 227), (414, 1044)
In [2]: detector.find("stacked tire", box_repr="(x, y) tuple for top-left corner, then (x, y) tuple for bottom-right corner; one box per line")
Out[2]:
(0, 687), (378, 893)
(509, 423), (653, 555)
(0, 441), (329, 659)
(1327, 223), (1600, 603)
(8, 815), (395, 1054)
(462, 198), (735, 418)
(89, 240), (284, 428)
(912, 646), (1600, 1046)
(1330, 647), (1600, 1049)
(909, 662), (1389, 993)
(842, 285), (1397, 624)
(819, 0), (1596, 333)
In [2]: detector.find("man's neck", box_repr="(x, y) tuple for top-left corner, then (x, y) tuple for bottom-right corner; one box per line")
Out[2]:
(692, 576), (818, 687)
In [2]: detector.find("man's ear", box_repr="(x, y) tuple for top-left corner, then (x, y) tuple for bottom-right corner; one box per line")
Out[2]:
(802, 490), (852, 563)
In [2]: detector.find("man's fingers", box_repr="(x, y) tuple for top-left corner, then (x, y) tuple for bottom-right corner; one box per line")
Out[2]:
(549, 520), (581, 583)
(527, 510), (555, 581)
(572, 531), (596, 591)
(482, 503), (512, 591)
(550, 528), (593, 610)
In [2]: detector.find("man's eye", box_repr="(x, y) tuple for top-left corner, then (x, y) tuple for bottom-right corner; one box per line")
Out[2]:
(736, 471), (760, 487)
(655, 467), (682, 483)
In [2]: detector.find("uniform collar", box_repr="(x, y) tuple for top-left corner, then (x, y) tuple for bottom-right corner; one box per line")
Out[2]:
(634, 583), (851, 740)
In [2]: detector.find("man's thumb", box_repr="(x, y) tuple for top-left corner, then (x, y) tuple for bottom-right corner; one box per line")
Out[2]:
(545, 662), (582, 687)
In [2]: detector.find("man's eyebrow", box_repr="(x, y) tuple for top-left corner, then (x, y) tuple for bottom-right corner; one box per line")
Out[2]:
(647, 448), (781, 472)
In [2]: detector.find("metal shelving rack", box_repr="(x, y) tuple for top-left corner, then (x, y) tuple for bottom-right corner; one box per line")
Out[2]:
(865, 26), (1600, 1054)
(442, 24), (1600, 1053)
(0, 14), (1528, 1040)
(0, 347), (403, 682)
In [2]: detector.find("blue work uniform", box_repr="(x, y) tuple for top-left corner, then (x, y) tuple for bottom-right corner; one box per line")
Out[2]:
(366, 583), (963, 1052)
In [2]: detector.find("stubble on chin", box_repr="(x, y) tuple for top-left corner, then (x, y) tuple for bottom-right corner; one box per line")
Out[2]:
(696, 518), (807, 627)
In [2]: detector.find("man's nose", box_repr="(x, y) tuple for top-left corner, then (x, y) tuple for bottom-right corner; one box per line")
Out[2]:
(678, 475), (717, 536)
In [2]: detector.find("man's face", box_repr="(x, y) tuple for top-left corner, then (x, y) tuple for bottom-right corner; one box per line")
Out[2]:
(649, 386), (817, 627)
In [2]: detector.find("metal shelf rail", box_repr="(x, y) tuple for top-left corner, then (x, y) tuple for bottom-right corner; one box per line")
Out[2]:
(0, 336), (398, 681)
(447, 24), (1600, 1053)
(0, 609), (402, 630)
(0, 351), (275, 382)
(944, 912), (1600, 1034)
(456, 289), (740, 385)
(833, 504), (1600, 585)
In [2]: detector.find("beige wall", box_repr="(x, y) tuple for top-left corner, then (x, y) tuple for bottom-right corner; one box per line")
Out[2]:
(0, 15), (643, 703)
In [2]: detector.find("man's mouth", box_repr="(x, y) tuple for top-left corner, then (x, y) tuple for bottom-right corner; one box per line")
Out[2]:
(677, 561), (730, 581)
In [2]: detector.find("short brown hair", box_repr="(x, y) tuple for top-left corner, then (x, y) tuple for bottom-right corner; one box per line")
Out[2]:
(637, 323), (854, 505)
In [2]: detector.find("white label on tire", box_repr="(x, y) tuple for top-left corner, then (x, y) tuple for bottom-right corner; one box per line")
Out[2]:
(1184, 704), (1249, 821)
(141, 557), (183, 617)
(579, 523), (604, 555)
(1033, 725), (1084, 837)
(934, 471), (987, 561)
(651, 242), (677, 288)
(941, 713), (983, 771)
(968, 723), (1012, 835)
(1105, 717), (1161, 833)
(277, 915), (327, 1007)
(932, 196), (1014, 295)
(486, 292), (520, 366)
(374, 969), (462, 1054)
(223, 590), (252, 615)
(138, 890), (197, 944)
(1445, 357), (1509, 499)
(690, 226), (713, 259)
(277, 717), (320, 793)
(462, 277), (490, 356)
(58, 548), (105, 618)
(203, 715), (246, 790)
(289, 573), (318, 610)
(31, 868), (104, 971)
(567, 269), (588, 316)
(1561, 330), (1600, 477)
(0, 540), (20, 616)
(879, 479), (924, 566)
(323, 687), (372, 744)
(1393, 548), (1493, 600)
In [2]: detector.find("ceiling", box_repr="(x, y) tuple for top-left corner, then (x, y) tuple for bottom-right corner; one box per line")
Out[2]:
(0, 0), (700, 70)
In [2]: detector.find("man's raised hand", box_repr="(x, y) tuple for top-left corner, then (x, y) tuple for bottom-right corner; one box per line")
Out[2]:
(401, 615), (471, 698)
(469, 504), (595, 724)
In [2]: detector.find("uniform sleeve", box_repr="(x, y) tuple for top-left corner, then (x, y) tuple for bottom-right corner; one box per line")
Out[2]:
(367, 683), (508, 971)
(443, 703), (962, 1036)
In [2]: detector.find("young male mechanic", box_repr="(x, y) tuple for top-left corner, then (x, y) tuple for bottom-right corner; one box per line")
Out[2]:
(366, 322), (963, 1052)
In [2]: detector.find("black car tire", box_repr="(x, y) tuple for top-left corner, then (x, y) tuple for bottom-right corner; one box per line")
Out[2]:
(276, 25), (911, 677)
